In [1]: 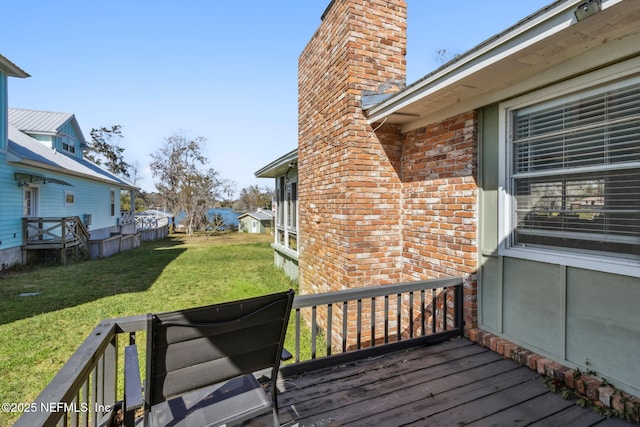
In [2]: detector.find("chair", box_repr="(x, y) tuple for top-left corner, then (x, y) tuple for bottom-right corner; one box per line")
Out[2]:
(124, 289), (295, 427)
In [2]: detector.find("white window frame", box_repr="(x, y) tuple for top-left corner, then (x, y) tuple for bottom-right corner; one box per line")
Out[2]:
(110, 189), (116, 217)
(64, 190), (75, 206)
(23, 185), (39, 217)
(498, 62), (640, 278)
(274, 175), (298, 254)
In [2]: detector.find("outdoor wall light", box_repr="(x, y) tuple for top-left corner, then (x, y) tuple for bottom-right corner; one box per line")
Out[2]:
(574, 0), (601, 21)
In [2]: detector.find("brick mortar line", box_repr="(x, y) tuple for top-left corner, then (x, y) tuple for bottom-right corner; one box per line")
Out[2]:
(467, 328), (640, 423)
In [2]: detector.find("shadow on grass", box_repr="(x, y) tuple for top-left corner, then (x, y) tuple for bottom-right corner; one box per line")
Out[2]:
(0, 236), (186, 325)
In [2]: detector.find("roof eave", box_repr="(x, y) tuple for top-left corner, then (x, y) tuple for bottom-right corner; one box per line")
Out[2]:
(255, 148), (298, 178)
(8, 158), (139, 191)
(366, 0), (630, 129)
(0, 53), (30, 78)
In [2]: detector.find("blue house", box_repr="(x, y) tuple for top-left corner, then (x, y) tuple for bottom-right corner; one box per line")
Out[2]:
(0, 54), (138, 269)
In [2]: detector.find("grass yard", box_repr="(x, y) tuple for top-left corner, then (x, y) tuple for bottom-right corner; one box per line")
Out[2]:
(0, 232), (301, 426)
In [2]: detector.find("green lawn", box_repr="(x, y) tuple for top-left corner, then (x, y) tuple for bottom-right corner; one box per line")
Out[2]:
(0, 233), (300, 426)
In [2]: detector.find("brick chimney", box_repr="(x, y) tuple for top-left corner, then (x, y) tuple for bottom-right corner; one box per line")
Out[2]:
(298, 0), (407, 296)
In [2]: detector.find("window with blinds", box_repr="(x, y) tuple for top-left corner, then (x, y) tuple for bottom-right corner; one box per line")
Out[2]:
(509, 80), (640, 258)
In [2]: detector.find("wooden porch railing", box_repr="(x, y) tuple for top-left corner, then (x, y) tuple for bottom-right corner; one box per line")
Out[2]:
(22, 217), (90, 263)
(119, 211), (135, 226)
(15, 277), (463, 427)
(134, 214), (169, 230)
(286, 277), (463, 373)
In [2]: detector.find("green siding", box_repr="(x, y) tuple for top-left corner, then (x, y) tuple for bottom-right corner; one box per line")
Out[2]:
(478, 105), (502, 332)
(479, 105), (499, 256)
(502, 258), (563, 356)
(566, 269), (640, 393)
(478, 105), (640, 396)
(479, 255), (502, 332)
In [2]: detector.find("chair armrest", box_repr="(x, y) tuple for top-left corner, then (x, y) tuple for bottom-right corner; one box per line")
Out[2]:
(124, 345), (144, 412)
(281, 348), (293, 361)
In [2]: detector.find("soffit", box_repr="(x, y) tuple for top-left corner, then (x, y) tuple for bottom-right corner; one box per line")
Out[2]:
(367, 0), (640, 132)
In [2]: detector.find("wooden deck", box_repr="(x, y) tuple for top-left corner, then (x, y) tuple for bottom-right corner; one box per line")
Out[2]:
(248, 338), (633, 426)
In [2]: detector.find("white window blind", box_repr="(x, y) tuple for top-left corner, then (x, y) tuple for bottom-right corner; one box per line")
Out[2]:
(510, 81), (640, 258)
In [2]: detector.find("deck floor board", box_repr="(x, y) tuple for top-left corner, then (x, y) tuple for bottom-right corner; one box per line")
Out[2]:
(246, 338), (633, 426)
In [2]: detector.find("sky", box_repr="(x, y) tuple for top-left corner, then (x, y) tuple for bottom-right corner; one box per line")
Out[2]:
(1, 0), (552, 195)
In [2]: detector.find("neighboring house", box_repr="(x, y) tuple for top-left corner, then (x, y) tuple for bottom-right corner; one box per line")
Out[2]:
(255, 148), (298, 280)
(238, 209), (274, 234)
(174, 207), (240, 232)
(0, 56), (138, 269)
(259, 0), (640, 399)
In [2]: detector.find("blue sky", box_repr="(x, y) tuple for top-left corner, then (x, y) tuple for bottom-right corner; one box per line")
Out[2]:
(2, 0), (551, 194)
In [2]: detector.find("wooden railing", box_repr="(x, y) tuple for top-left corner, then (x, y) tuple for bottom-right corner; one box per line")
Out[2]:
(119, 211), (135, 225)
(23, 217), (90, 263)
(286, 277), (463, 372)
(23, 217), (89, 246)
(134, 215), (169, 230)
(15, 277), (463, 427)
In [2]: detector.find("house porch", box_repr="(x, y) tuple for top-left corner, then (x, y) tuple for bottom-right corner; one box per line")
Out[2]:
(247, 338), (633, 426)
(14, 277), (638, 427)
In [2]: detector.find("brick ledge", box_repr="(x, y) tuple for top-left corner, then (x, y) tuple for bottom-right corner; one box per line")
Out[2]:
(467, 328), (639, 423)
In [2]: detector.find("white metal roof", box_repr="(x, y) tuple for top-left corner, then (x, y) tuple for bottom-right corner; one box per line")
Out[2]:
(238, 210), (275, 221)
(9, 108), (77, 136)
(7, 125), (137, 190)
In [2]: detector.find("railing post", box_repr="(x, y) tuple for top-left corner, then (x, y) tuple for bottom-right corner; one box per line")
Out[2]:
(61, 218), (67, 265)
(455, 283), (464, 331)
(103, 337), (118, 420)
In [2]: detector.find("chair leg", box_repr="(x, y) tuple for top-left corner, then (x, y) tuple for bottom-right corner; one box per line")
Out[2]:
(272, 406), (280, 427)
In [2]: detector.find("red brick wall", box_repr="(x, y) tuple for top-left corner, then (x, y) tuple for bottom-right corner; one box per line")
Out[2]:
(298, 0), (478, 345)
(298, 0), (407, 295)
(399, 113), (478, 281)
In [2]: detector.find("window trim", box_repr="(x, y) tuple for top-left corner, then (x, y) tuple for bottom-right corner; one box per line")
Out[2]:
(274, 174), (298, 254)
(64, 190), (75, 206)
(110, 189), (116, 217)
(498, 66), (640, 278)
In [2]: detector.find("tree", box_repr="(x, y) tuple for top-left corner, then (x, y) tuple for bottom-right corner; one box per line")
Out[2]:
(120, 192), (145, 212)
(234, 185), (274, 211)
(217, 180), (238, 207)
(149, 132), (233, 235)
(87, 125), (131, 178)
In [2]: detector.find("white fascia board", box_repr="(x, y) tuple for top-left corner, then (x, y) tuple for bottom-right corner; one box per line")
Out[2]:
(255, 148), (298, 178)
(9, 159), (138, 190)
(366, 0), (624, 125)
